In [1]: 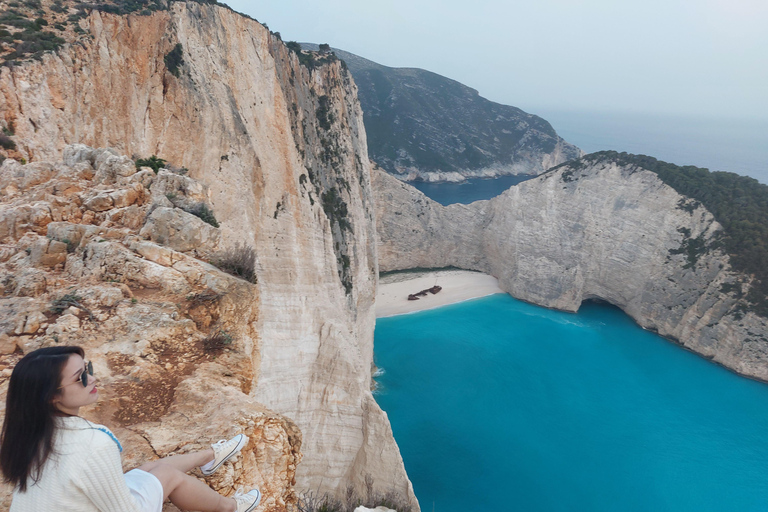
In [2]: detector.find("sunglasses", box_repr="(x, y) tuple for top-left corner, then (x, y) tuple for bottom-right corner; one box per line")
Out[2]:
(59, 361), (94, 389)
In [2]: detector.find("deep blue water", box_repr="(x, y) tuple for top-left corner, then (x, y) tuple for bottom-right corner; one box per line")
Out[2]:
(374, 294), (768, 512)
(410, 175), (533, 206)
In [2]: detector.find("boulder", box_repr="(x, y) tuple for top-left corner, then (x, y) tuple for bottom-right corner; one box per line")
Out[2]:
(94, 154), (136, 184)
(79, 285), (126, 309)
(105, 205), (147, 230)
(47, 221), (101, 249)
(139, 207), (220, 256)
(0, 202), (52, 242)
(28, 236), (67, 267)
(130, 168), (156, 189)
(0, 332), (16, 354)
(84, 193), (114, 212)
(46, 313), (80, 335)
(133, 240), (177, 267)
(0, 297), (36, 336)
(150, 170), (209, 212)
(21, 310), (47, 334)
(110, 182), (146, 208)
(91, 147), (120, 171)
(69, 240), (191, 295)
(13, 268), (47, 297)
(63, 143), (96, 167)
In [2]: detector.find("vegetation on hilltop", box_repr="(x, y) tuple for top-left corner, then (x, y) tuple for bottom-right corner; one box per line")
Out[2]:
(286, 41), (340, 71)
(0, 1), (241, 66)
(556, 151), (768, 317)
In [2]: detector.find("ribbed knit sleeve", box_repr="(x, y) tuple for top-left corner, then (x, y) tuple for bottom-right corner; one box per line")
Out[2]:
(73, 439), (142, 512)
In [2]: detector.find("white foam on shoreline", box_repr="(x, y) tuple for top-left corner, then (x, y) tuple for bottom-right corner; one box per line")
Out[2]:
(375, 270), (505, 318)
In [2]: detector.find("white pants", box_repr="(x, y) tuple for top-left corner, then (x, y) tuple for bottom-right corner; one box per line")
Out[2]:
(124, 469), (163, 512)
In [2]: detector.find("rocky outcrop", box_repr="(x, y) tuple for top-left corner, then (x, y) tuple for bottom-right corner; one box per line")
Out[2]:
(374, 158), (768, 382)
(0, 3), (416, 507)
(307, 45), (582, 183)
(0, 149), (300, 511)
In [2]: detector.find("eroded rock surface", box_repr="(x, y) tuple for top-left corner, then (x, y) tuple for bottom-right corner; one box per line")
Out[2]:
(0, 149), (300, 511)
(374, 158), (768, 381)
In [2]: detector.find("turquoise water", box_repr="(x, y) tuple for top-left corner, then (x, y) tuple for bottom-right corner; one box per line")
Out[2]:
(374, 294), (768, 512)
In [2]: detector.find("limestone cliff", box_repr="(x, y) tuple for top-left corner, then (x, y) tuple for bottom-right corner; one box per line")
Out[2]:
(374, 158), (768, 382)
(0, 2), (415, 508)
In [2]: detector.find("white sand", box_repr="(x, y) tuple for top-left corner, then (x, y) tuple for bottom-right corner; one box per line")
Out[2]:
(376, 270), (505, 318)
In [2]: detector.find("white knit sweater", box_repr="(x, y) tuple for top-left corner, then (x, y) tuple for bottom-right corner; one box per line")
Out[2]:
(10, 416), (142, 512)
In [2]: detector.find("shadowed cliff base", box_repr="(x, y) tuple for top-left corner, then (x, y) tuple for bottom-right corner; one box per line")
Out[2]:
(373, 152), (768, 383)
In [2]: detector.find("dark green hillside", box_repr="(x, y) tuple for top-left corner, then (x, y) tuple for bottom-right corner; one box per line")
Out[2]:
(302, 44), (581, 179)
(563, 151), (768, 317)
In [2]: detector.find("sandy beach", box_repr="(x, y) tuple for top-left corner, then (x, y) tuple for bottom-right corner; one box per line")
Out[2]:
(376, 269), (505, 318)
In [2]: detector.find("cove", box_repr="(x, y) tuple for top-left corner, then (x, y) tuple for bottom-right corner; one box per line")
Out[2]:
(374, 294), (768, 512)
(409, 174), (533, 205)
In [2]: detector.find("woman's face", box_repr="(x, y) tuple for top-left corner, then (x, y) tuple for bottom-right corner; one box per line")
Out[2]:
(53, 354), (98, 415)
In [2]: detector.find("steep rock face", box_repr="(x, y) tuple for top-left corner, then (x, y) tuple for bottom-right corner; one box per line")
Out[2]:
(0, 4), (415, 506)
(374, 160), (768, 381)
(0, 149), (301, 511)
(306, 46), (582, 183)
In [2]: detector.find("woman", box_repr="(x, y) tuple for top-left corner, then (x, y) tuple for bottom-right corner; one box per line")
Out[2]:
(0, 346), (262, 512)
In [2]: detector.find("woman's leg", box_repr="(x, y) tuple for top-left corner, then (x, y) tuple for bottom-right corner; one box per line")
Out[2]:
(150, 448), (215, 473)
(137, 461), (236, 512)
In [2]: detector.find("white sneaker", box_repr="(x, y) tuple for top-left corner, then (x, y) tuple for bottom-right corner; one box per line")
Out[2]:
(233, 488), (262, 512)
(200, 434), (248, 476)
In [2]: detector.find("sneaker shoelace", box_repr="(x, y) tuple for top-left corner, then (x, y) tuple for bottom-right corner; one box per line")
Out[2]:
(233, 488), (251, 503)
(212, 438), (233, 456)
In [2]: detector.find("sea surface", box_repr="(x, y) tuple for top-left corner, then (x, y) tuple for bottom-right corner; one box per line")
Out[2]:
(374, 294), (768, 512)
(410, 175), (532, 206)
(410, 111), (767, 205)
(537, 110), (768, 185)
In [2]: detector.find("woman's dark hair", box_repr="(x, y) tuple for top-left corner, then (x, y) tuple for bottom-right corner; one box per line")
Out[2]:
(0, 346), (84, 491)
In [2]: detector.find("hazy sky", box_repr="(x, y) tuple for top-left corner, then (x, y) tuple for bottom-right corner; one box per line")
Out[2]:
(223, 0), (767, 122)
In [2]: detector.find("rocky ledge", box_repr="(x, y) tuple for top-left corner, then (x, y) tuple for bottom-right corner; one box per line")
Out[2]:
(0, 147), (301, 511)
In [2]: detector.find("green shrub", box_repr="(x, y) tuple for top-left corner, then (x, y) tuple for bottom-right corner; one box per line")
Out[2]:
(135, 155), (166, 173)
(186, 203), (219, 228)
(286, 41), (302, 54)
(164, 42), (183, 77)
(316, 95), (334, 130)
(321, 188), (350, 232)
(0, 134), (15, 150)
